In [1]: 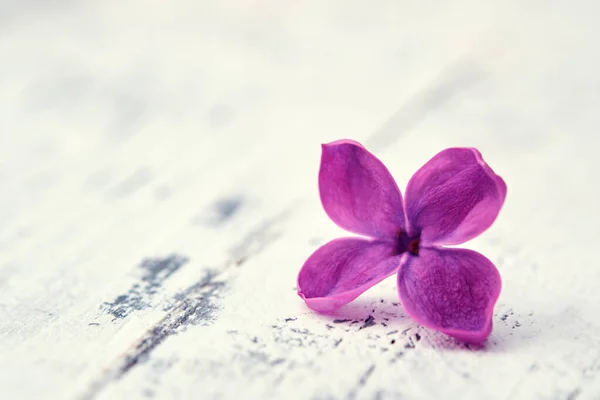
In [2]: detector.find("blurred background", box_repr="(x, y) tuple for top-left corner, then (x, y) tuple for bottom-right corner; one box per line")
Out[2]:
(1, 1), (600, 399)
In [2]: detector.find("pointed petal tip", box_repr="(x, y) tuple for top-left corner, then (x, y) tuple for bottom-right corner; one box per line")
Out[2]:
(297, 285), (348, 314)
(297, 238), (401, 313)
(404, 147), (507, 245)
(318, 139), (406, 238)
(451, 320), (494, 344)
(321, 139), (366, 149)
(399, 292), (497, 343)
(423, 313), (495, 344)
(321, 140), (367, 160)
(469, 147), (507, 197)
(302, 296), (344, 314)
(406, 307), (497, 344)
(397, 247), (501, 344)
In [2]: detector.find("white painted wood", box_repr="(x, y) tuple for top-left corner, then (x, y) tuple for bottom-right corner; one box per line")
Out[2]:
(1, 1), (600, 399)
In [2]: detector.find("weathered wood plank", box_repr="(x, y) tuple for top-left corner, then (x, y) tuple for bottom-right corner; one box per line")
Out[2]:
(1, 1), (600, 399)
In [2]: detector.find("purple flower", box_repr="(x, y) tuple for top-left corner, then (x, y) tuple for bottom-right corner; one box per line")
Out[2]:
(297, 139), (507, 343)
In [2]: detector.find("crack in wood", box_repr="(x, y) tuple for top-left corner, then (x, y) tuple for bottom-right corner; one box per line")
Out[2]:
(228, 209), (291, 267)
(346, 364), (376, 400)
(119, 271), (225, 375)
(79, 208), (292, 400)
(80, 270), (226, 400)
(101, 254), (189, 320)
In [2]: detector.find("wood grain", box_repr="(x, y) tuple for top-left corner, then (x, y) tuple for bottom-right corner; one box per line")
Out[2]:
(1, 1), (600, 399)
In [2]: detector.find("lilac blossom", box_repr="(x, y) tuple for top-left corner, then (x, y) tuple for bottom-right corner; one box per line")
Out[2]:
(297, 139), (507, 343)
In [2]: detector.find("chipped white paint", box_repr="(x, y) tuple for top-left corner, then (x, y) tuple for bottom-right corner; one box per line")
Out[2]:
(1, 1), (600, 399)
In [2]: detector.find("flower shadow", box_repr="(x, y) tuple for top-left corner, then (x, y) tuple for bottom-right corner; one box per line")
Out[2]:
(324, 297), (409, 326)
(312, 296), (534, 353)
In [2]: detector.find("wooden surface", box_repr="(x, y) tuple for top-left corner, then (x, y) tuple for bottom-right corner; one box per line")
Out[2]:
(1, 1), (600, 399)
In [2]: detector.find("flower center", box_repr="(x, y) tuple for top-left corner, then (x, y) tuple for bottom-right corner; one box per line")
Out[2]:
(408, 238), (420, 255)
(396, 231), (421, 256)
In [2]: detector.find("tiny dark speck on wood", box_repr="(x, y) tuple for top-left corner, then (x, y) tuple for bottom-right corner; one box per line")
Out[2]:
(567, 388), (582, 400)
(333, 319), (351, 324)
(200, 196), (244, 226)
(359, 315), (376, 330)
(101, 254), (189, 320)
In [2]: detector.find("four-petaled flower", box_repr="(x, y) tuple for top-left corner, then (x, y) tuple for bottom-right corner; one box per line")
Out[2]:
(297, 139), (507, 343)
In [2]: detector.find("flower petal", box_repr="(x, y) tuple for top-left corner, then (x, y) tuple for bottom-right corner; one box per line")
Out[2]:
(397, 247), (501, 343)
(404, 148), (506, 245)
(297, 237), (401, 313)
(319, 139), (406, 239)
